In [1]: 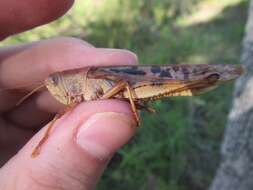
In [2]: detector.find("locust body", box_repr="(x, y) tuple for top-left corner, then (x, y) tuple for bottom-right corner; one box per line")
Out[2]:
(45, 64), (243, 105)
(30, 64), (242, 157)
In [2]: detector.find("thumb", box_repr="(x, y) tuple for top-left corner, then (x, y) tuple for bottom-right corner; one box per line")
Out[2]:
(0, 100), (136, 190)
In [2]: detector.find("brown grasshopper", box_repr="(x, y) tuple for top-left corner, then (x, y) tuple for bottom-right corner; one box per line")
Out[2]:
(21, 64), (243, 157)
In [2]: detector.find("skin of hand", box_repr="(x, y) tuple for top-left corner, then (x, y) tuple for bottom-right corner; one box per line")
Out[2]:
(0, 1), (137, 190)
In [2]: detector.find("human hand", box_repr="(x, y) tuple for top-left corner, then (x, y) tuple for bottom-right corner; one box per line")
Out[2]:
(0, 1), (137, 189)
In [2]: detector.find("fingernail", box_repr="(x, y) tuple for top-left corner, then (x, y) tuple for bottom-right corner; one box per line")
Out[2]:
(118, 49), (138, 64)
(76, 112), (136, 160)
(99, 48), (138, 64)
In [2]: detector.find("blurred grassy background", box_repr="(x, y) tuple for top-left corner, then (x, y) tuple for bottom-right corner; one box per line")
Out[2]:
(3, 0), (249, 189)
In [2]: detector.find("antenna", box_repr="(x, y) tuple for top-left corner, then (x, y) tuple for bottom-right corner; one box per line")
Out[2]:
(16, 84), (45, 106)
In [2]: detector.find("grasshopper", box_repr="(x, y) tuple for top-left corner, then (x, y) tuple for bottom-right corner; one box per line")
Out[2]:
(21, 64), (243, 157)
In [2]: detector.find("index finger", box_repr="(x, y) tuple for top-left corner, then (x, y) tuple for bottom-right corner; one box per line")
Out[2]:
(0, 37), (138, 90)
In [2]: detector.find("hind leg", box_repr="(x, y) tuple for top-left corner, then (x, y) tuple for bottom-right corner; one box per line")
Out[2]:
(101, 81), (140, 125)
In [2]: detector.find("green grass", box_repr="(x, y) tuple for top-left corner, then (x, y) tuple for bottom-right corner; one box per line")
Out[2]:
(1, 0), (249, 189)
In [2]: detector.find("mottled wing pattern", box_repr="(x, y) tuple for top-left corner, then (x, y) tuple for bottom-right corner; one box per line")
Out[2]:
(87, 64), (242, 98)
(88, 64), (242, 83)
(89, 64), (221, 84)
(89, 64), (242, 83)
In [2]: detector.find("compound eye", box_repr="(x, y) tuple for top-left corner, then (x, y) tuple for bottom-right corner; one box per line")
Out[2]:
(50, 75), (59, 86)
